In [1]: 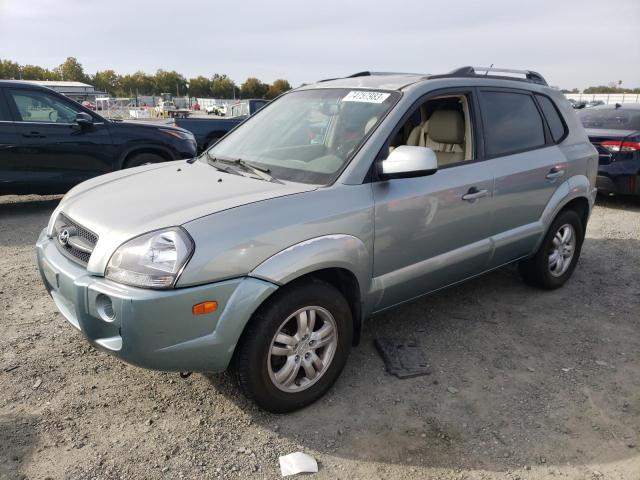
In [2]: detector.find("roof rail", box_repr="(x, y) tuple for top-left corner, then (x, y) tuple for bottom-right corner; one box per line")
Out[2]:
(429, 66), (548, 86)
(317, 71), (422, 83)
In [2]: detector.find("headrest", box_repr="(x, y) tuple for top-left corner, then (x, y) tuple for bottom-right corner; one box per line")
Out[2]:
(428, 110), (464, 144)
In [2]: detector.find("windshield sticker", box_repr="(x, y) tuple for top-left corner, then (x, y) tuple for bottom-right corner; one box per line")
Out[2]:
(342, 91), (390, 104)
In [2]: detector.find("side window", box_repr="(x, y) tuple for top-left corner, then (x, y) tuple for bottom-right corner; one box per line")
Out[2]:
(7, 89), (80, 124)
(388, 94), (474, 167)
(535, 94), (567, 143)
(479, 91), (545, 157)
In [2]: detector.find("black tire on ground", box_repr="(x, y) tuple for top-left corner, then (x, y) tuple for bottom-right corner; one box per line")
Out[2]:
(519, 209), (585, 290)
(234, 278), (353, 413)
(124, 153), (165, 169)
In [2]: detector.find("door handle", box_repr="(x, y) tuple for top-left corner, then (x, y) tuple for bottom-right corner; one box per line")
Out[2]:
(22, 131), (45, 138)
(545, 168), (565, 179)
(462, 187), (489, 201)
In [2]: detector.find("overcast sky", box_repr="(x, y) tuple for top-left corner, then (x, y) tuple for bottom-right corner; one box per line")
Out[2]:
(1, 0), (638, 90)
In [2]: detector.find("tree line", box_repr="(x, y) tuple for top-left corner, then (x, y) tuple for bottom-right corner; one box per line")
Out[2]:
(0, 57), (292, 99)
(4, 57), (638, 97)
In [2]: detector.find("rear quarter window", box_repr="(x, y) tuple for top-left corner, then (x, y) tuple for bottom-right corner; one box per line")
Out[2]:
(535, 94), (567, 143)
(479, 91), (546, 157)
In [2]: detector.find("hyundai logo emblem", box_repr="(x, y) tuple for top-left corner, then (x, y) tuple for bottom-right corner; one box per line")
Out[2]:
(58, 228), (70, 246)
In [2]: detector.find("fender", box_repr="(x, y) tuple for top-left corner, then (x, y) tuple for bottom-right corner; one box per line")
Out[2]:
(533, 174), (596, 251)
(249, 234), (371, 301)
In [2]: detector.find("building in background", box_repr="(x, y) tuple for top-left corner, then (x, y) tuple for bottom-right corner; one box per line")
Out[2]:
(16, 80), (107, 103)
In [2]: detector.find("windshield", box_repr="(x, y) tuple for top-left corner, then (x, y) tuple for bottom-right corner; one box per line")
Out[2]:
(578, 108), (640, 130)
(204, 88), (399, 184)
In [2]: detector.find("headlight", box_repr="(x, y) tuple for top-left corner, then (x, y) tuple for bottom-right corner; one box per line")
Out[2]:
(159, 128), (194, 141)
(105, 227), (194, 289)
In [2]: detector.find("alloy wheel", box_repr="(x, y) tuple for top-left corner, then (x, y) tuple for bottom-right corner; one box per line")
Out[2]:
(267, 306), (338, 393)
(548, 223), (576, 277)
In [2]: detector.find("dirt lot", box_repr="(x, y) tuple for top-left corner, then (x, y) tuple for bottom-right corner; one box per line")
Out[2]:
(1, 194), (639, 480)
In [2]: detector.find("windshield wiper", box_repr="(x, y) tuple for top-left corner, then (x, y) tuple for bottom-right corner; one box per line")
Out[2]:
(204, 153), (242, 175)
(215, 156), (282, 184)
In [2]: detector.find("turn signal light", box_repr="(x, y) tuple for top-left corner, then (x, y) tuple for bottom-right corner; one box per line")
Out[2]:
(192, 301), (218, 315)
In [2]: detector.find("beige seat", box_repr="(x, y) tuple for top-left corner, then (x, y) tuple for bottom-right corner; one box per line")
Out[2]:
(425, 110), (465, 166)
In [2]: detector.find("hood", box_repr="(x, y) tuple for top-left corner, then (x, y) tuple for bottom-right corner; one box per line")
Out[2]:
(114, 119), (191, 134)
(51, 160), (317, 274)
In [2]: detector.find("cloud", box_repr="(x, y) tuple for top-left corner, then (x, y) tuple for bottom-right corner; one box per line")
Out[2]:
(1, 0), (638, 89)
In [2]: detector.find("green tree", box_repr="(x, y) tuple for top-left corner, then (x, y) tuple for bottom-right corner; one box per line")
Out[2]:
(240, 77), (268, 99)
(91, 69), (120, 95)
(0, 59), (21, 79)
(56, 57), (87, 82)
(188, 76), (212, 98)
(211, 74), (237, 99)
(266, 79), (292, 99)
(20, 64), (59, 80)
(154, 69), (187, 96)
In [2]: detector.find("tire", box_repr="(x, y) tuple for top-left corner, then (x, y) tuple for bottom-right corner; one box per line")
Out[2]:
(124, 153), (165, 168)
(206, 137), (221, 149)
(519, 209), (585, 289)
(234, 279), (353, 413)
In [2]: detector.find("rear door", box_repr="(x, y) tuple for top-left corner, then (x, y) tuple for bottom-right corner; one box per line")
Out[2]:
(478, 89), (568, 267)
(5, 87), (114, 193)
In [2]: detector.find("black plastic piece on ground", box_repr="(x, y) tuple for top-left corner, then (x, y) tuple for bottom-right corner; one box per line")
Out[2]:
(374, 338), (432, 379)
(179, 371), (192, 378)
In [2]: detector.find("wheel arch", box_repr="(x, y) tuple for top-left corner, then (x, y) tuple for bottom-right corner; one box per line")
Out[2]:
(118, 145), (175, 169)
(535, 174), (595, 252)
(249, 235), (372, 345)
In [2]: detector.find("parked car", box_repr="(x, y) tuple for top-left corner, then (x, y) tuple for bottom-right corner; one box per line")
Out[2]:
(174, 99), (268, 151)
(578, 103), (640, 195)
(205, 104), (225, 116)
(36, 67), (598, 412)
(585, 100), (605, 108)
(81, 100), (96, 111)
(0, 80), (197, 195)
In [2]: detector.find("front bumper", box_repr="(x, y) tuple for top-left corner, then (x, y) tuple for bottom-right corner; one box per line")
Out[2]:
(36, 230), (278, 372)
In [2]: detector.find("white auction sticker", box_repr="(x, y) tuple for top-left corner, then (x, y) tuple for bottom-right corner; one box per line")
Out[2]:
(342, 91), (390, 103)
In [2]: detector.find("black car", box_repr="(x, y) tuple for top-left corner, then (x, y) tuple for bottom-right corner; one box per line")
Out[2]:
(0, 81), (197, 195)
(578, 103), (640, 196)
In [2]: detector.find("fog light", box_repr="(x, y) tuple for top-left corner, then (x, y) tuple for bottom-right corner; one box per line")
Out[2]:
(96, 294), (116, 322)
(192, 301), (217, 315)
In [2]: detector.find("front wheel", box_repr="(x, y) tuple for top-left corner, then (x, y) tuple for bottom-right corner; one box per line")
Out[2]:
(519, 209), (585, 289)
(234, 279), (353, 413)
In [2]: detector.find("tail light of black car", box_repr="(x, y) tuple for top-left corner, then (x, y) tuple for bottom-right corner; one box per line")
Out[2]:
(600, 140), (640, 153)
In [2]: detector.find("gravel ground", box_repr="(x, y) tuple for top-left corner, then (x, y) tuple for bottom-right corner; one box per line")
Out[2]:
(1, 194), (639, 480)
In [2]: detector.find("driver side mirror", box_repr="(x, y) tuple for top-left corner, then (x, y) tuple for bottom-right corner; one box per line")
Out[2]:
(74, 112), (94, 128)
(378, 145), (438, 180)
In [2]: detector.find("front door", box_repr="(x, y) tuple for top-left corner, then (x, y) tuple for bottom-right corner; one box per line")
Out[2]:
(371, 90), (494, 311)
(4, 87), (114, 193)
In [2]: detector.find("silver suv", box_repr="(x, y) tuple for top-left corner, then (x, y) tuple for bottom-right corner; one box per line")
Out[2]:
(36, 67), (598, 412)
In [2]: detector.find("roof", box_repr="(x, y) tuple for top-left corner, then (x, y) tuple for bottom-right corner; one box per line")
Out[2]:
(12, 80), (94, 88)
(299, 67), (549, 92)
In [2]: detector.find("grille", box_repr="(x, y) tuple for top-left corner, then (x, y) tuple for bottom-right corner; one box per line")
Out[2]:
(53, 214), (98, 265)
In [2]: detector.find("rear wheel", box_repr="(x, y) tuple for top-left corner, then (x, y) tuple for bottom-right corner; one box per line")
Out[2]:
(124, 152), (165, 168)
(519, 209), (584, 289)
(235, 279), (353, 413)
